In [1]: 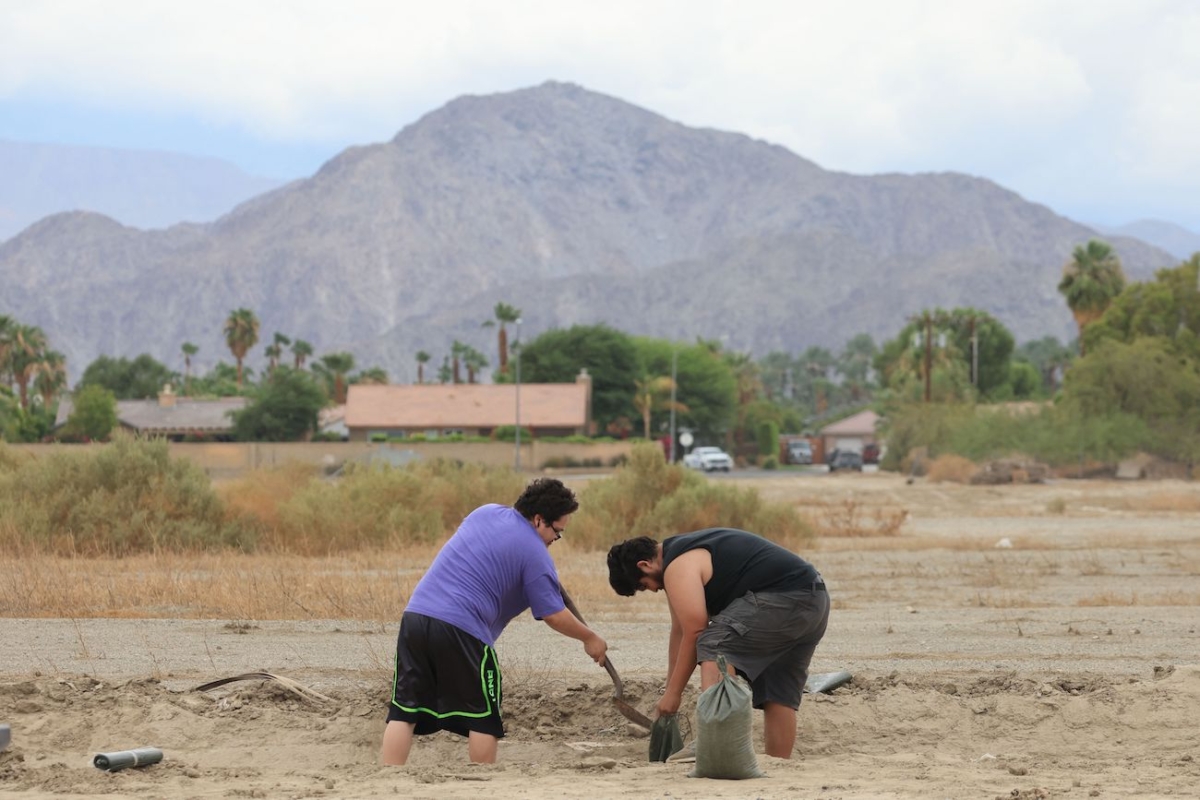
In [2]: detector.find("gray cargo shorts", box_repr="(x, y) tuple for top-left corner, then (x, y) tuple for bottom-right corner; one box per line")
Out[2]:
(695, 586), (830, 709)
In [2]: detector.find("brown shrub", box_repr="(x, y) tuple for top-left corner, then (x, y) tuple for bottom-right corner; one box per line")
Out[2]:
(926, 454), (977, 483)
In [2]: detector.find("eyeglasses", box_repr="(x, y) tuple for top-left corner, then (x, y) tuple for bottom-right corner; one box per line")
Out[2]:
(544, 519), (564, 540)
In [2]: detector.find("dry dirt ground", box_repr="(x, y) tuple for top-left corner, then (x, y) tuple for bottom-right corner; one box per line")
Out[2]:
(2, 472), (1199, 799)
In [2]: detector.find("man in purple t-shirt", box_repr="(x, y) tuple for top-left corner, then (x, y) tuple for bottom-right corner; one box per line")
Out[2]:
(381, 477), (607, 765)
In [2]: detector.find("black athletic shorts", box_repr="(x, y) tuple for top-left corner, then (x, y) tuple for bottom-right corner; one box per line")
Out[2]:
(386, 611), (505, 738)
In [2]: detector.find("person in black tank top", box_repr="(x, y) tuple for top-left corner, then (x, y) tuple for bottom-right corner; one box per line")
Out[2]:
(607, 528), (829, 759)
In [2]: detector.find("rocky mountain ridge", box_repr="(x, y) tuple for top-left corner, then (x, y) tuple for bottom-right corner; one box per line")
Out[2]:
(0, 81), (1175, 383)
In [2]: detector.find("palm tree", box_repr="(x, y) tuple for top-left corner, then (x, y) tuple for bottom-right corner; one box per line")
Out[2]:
(463, 346), (488, 383)
(291, 339), (313, 370)
(319, 352), (356, 404)
(1058, 240), (1126, 355)
(451, 340), (466, 384)
(181, 342), (198, 395)
(415, 350), (431, 384)
(8, 324), (49, 409)
(34, 350), (67, 408)
(492, 302), (522, 375)
(0, 315), (15, 387)
(223, 308), (261, 389)
(265, 332), (291, 374)
(437, 355), (452, 384)
(632, 374), (689, 440)
(354, 367), (389, 385)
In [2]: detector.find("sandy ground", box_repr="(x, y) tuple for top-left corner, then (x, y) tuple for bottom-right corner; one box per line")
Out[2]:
(2, 472), (1200, 799)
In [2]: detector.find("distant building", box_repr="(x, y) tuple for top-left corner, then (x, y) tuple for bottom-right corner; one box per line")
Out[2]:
(54, 385), (247, 441)
(344, 370), (593, 442)
(818, 410), (880, 460)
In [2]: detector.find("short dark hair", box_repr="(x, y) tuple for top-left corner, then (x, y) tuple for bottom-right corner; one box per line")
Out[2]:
(513, 477), (579, 525)
(606, 536), (659, 597)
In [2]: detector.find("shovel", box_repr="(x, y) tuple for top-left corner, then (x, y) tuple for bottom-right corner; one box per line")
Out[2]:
(560, 587), (654, 730)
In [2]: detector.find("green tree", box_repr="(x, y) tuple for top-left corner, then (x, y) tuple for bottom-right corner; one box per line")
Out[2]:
(265, 332), (291, 375)
(838, 333), (878, 402)
(291, 338), (313, 370)
(223, 308), (261, 389)
(353, 367), (389, 385)
(190, 362), (242, 397)
(945, 309), (1014, 397)
(231, 367), (328, 442)
(415, 350), (431, 384)
(462, 346), (488, 384)
(78, 354), (176, 400)
(632, 374), (688, 439)
(318, 352), (356, 404)
(518, 325), (641, 435)
(1014, 336), (1074, 394)
(1063, 336), (1200, 464)
(1057, 239), (1126, 355)
(633, 337), (738, 442)
(450, 340), (466, 384)
(0, 314), (15, 388)
(6, 324), (49, 409)
(490, 302), (521, 375)
(1083, 254), (1200, 360)
(33, 350), (67, 409)
(181, 342), (199, 395)
(62, 384), (118, 441)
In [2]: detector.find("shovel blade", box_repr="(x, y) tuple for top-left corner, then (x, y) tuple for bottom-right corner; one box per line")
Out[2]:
(614, 697), (653, 729)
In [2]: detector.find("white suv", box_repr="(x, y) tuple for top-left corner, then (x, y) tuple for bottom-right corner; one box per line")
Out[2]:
(683, 446), (733, 472)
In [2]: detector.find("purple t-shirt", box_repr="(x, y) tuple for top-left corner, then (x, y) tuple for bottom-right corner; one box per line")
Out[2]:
(404, 504), (566, 646)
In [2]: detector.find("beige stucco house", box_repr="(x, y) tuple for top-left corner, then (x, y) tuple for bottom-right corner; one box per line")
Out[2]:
(344, 371), (593, 442)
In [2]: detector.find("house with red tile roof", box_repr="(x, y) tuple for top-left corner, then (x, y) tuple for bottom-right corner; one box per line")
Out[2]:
(344, 371), (593, 442)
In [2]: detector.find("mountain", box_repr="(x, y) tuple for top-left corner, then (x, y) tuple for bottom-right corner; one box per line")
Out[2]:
(0, 82), (1176, 385)
(0, 139), (286, 242)
(1092, 219), (1200, 261)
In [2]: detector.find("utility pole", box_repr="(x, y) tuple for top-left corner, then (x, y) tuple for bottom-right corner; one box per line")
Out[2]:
(514, 317), (522, 471)
(668, 345), (678, 463)
(923, 312), (933, 403)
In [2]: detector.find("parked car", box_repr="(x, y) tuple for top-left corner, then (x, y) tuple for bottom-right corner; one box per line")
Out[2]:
(827, 449), (863, 472)
(786, 440), (813, 465)
(683, 446), (734, 472)
(861, 442), (880, 464)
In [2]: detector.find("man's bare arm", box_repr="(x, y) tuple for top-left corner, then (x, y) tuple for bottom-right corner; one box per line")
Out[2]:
(658, 549), (711, 715)
(543, 608), (608, 665)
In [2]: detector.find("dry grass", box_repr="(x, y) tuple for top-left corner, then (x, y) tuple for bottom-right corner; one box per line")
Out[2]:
(803, 498), (909, 538)
(0, 545), (636, 621)
(926, 454), (978, 484)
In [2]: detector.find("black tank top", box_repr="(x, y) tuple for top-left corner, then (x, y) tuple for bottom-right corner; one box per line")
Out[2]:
(661, 528), (819, 617)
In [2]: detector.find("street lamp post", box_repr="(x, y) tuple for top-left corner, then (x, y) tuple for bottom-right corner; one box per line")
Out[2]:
(514, 317), (522, 471)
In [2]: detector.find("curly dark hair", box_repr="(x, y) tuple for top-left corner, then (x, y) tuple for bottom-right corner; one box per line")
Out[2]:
(513, 477), (579, 525)
(606, 536), (660, 597)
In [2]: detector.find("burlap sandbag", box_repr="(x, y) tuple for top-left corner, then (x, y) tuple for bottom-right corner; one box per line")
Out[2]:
(689, 655), (764, 779)
(648, 714), (683, 762)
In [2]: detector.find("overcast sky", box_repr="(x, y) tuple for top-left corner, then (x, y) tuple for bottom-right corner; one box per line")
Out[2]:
(2, 0), (1197, 231)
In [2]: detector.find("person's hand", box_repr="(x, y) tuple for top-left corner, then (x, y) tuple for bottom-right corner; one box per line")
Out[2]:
(583, 633), (607, 666)
(656, 688), (682, 717)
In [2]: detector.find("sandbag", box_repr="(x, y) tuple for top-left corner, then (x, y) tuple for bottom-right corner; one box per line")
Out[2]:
(648, 714), (683, 762)
(689, 655), (764, 779)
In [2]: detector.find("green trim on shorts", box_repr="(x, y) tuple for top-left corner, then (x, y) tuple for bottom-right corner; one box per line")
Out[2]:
(391, 644), (502, 719)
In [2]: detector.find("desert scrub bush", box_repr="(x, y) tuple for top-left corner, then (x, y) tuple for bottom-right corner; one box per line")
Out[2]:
(217, 462), (323, 536)
(0, 443), (35, 474)
(926, 454), (978, 483)
(0, 433), (243, 554)
(569, 443), (810, 551)
(806, 499), (908, 537)
(270, 458), (526, 553)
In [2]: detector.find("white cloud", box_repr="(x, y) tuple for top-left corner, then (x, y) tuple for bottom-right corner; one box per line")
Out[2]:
(1, 0), (1197, 227)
